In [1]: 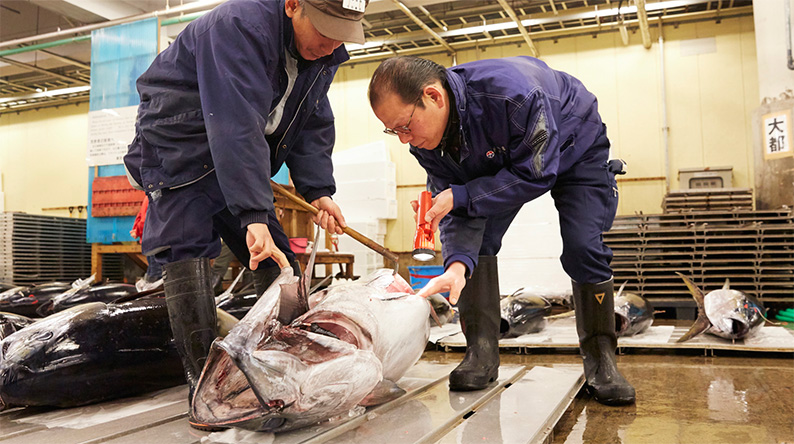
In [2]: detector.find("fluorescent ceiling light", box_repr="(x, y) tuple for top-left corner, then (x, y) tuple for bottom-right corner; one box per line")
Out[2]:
(0, 85), (91, 105)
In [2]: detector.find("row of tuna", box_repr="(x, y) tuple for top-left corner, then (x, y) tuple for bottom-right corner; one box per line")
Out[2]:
(0, 270), (768, 433)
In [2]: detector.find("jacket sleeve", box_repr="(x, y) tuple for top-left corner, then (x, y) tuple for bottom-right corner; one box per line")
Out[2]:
(194, 13), (278, 227)
(286, 92), (336, 204)
(450, 89), (561, 218)
(412, 150), (485, 277)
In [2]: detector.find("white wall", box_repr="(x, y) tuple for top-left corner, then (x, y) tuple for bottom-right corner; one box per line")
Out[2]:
(753, 0), (794, 100)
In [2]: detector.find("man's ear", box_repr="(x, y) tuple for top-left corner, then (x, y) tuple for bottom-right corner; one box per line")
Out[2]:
(424, 83), (446, 109)
(285, 0), (299, 18)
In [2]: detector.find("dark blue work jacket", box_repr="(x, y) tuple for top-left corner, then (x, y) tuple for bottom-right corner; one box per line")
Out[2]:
(410, 56), (604, 274)
(124, 0), (348, 227)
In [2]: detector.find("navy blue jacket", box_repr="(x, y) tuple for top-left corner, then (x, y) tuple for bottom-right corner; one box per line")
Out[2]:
(410, 56), (604, 274)
(124, 0), (348, 227)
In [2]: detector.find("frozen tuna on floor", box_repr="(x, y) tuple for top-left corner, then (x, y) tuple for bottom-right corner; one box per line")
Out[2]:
(191, 267), (430, 433)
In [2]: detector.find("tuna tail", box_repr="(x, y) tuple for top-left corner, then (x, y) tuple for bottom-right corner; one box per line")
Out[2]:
(616, 281), (628, 299)
(675, 272), (711, 343)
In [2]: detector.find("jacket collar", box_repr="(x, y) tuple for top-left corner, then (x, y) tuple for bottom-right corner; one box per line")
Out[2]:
(444, 70), (469, 160)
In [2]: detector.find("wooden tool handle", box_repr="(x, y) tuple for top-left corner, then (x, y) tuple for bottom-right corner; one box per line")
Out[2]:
(271, 181), (400, 265)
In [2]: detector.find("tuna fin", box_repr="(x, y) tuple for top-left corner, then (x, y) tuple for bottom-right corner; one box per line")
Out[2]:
(295, 225), (321, 317)
(675, 272), (711, 343)
(427, 300), (443, 327)
(616, 281), (628, 299)
(359, 379), (406, 406)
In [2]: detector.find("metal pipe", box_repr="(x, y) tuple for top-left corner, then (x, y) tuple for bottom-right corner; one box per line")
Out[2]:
(659, 32), (671, 193)
(787, 0), (794, 69)
(0, 35), (90, 58)
(0, 0), (225, 50)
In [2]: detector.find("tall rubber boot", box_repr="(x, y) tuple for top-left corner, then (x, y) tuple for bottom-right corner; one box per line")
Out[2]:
(163, 257), (221, 430)
(449, 255), (500, 391)
(572, 278), (636, 406)
(252, 259), (301, 297)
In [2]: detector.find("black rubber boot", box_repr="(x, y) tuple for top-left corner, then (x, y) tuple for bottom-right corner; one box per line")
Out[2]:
(449, 255), (500, 391)
(252, 259), (301, 297)
(572, 278), (636, 406)
(163, 257), (223, 430)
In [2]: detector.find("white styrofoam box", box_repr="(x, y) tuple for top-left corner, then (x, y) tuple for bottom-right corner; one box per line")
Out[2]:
(333, 140), (390, 165)
(316, 219), (387, 245)
(499, 222), (562, 260)
(511, 191), (559, 225)
(336, 198), (397, 220)
(497, 257), (570, 296)
(335, 178), (397, 201)
(334, 161), (396, 183)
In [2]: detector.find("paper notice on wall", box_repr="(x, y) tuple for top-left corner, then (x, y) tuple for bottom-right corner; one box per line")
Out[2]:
(86, 105), (138, 166)
(762, 109), (793, 160)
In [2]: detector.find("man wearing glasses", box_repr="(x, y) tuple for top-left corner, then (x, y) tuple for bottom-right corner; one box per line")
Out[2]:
(368, 56), (634, 406)
(124, 0), (368, 429)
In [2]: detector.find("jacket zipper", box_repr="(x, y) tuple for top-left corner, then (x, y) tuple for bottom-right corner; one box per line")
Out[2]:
(275, 65), (325, 157)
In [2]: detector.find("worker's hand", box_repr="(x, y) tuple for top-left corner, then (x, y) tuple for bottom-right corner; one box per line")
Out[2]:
(246, 222), (289, 270)
(311, 196), (347, 235)
(416, 262), (468, 305)
(421, 189), (453, 232)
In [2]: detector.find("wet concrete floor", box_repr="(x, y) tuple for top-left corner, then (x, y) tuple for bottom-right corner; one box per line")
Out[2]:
(423, 348), (793, 444)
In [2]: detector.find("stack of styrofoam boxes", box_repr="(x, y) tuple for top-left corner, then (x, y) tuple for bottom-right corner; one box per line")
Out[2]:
(496, 192), (571, 301)
(316, 141), (397, 278)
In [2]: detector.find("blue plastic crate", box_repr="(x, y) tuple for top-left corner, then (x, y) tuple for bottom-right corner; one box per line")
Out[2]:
(408, 265), (449, 298)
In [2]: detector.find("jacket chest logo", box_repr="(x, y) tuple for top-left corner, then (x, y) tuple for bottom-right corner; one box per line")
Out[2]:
(486, 150), (495, 159)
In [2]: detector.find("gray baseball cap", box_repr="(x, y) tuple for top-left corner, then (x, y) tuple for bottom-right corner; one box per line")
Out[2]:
(302, 0), (369, 45)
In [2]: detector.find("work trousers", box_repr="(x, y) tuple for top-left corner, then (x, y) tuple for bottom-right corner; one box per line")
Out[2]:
(141, 171), (295, 270)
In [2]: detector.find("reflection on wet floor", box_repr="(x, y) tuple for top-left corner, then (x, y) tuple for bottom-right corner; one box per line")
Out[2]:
(423, 349), (793, 444)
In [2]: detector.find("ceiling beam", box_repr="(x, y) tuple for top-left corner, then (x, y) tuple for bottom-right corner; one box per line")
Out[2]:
(391, 0), (455, 55)
(0, 56), (88, 85)
(496, 0), (538, 57)
(636, 0), (652, 49)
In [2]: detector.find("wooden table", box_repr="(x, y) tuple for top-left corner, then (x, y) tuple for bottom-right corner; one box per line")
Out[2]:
(91, 242), (148, 281)
(295, 252), (355, 279)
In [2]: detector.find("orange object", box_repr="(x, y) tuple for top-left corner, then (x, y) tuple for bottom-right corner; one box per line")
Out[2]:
(412, 191), (436, 261)
(92, 176), (146, 217)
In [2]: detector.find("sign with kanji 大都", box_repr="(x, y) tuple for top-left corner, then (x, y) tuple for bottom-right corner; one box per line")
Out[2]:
(762, 110), (793, 160)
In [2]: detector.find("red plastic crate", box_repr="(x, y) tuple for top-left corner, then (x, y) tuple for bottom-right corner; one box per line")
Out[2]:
(91, 176), (145, 217)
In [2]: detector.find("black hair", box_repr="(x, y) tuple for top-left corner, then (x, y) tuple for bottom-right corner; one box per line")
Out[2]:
(368, 56), (447, 109)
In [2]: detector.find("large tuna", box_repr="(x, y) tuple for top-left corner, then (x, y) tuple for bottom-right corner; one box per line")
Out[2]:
(0, 312), (35, 341)
(36, 283), (138, 316)
(676, 273), (765, 342)
(0, 282), (73, 317)
(191, 266), (430, 432)
(499, 290), (551, 338)
(0, 298), (185, 410)
(614, 282), (654, 337)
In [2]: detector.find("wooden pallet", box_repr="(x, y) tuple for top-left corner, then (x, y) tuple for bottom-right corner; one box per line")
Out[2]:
(604, 208), (794, 302)
(662, 188), (753, 213)
(434, 320), (794, 356)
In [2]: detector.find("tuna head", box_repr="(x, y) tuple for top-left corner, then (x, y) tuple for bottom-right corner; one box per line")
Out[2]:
(613, 281), (654, 337)
(676, 273), (765, 342)
(499, 290), (551, 339)
(0, 300), (182, 411)
(191, 269), (430, 432)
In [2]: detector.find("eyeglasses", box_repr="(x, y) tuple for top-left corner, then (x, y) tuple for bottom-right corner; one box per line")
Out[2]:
(383, 101), (418, 136)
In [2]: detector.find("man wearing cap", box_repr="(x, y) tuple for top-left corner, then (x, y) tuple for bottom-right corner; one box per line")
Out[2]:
(123, 0), (368, 429)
